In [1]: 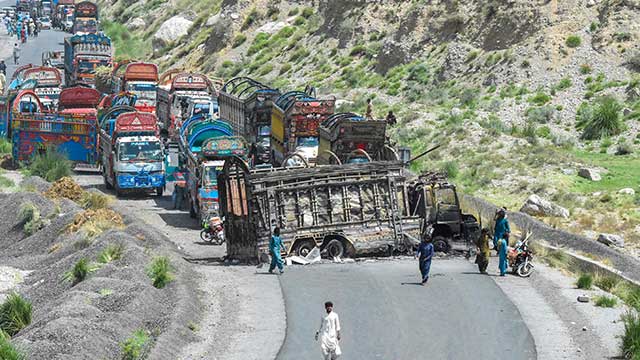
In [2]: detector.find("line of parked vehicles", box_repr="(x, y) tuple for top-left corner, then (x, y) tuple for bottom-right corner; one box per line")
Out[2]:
(0, 1), (484, 262)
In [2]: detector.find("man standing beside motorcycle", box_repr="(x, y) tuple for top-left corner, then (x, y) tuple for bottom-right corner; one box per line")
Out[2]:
(493, 208), (510, 252)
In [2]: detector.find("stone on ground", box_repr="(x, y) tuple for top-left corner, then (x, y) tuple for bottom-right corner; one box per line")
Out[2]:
(596, 233), (624, 248)
(153, 15), (193, 51)
(520, 194), (570, 218)
(578, 168), (601, 181)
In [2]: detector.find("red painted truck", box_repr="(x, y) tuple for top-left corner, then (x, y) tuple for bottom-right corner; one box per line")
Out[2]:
(112, 62), (159, 114)
(22, 66), (63, 111)
(157, 71), (214, 141)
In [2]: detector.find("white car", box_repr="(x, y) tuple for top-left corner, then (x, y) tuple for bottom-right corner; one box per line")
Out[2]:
(39, 17), (51, 30)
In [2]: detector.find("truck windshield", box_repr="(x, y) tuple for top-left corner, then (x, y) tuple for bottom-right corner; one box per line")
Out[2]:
(118, 141), (163, 162)
(203, 166), (218, 187)
(127, 83), (157, 106)
(296, 137), (319, 148)
(78, 62), (96, 73)
(74, 19), (97, 33)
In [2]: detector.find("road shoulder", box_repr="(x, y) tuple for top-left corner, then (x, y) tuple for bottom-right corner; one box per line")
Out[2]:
(490, 259), (625, 359)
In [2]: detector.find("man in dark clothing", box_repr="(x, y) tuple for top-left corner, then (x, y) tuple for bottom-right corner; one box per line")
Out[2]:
(0, 61), (6, 76)
(415, 225), (435, 285)
(385, 111), (397, 126)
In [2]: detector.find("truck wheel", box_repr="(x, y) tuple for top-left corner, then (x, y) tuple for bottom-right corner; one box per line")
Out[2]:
(294, 240), (316, 257)
(325, 239), (345, 258)
(156, 187), (163, 196)
(432, 236), (449, 253)
(103, 172), (113, 190)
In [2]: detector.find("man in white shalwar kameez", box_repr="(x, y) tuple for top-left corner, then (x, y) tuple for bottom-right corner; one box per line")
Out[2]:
(315, 301), (341, 359)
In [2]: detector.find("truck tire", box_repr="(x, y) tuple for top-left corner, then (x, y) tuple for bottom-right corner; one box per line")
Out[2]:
(103, 172), (113, 190)
(325, 239), (345, 258)
(432, 236), (449, 253)
(294, 240), (316, 257)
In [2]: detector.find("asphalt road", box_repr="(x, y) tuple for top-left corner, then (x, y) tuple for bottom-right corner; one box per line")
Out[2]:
(278, 259), (536, 360)
(2, 13), (68, 81)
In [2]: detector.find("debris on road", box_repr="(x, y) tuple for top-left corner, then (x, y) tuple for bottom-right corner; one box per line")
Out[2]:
(577, 295), (590, 303)
(44, 176), (84, 201)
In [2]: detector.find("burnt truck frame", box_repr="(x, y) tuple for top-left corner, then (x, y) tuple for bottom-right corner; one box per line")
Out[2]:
(219, 159), (423, 261)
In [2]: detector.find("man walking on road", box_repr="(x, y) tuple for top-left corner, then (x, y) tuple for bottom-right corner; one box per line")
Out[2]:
(268, 227), (286, 274)
(0, 60), (6, 76)
(415, 225), (435, 285)
(12, 43), (20, 65)
(475, 228), (490, 274)
(315, 301), (341, 360)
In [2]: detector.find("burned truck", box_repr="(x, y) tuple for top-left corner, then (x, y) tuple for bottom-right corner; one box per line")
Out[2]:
(218, 77), (280, 164)
(219, 159), (481, 261)
(219, 160), (424, 261)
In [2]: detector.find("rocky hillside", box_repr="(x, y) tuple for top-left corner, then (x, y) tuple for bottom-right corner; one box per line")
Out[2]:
(98, 0), (640, 256)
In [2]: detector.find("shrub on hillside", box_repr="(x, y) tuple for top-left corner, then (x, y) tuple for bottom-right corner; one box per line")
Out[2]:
(0, 331), (25, 360)
(577, 96), (623, 140)
(576, 273), (593, 289)
(622, 311), (640, 359)
(231, 34), (246, 48)
(0, 293), (32, 336)
(594, 295), (617, 308)
(63, 258), (95, 285)
(147, 256), (174, 289)
(121, 329), (150, 360)
(18, 202), (43, 236)
(241, 7), (260, 31)
(526, 105), (555, 123)
(528, 92), (551, 105)
(566, 35), (582, 48)
(98, 244), (125, 264)
(26, 148), (71, 182)
(580, 64), (592, 74)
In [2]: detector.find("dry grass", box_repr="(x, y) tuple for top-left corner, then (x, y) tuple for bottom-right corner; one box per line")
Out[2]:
(44, 177), (84, 202)
(79, 192), (114, 210)
(66, 209), (125, 239)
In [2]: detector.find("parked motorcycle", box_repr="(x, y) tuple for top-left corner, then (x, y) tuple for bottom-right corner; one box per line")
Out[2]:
(200, 216), (225, 245)
(509, 235), (534, 277)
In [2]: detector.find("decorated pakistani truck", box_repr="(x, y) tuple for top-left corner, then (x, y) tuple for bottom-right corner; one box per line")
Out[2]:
(218, 77), (279, 164)
(156, 71), (215, 141)
(111, 61), (159, 114)
(270, 90), (335, 166)
(99, 111), (166, 196)
(178, 114), (248, 221)
(11, 86), (100, 164)
(64, 33), (112, 87)
(22, 66), (63, 111)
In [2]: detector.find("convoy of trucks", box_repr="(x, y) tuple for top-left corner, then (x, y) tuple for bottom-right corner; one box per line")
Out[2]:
(22, 66), (63, 111)
(111, 62), (159, 114)
(270, 91), (335, 166)
(64, 33), (112, 87)
(99, 111), (166, 196)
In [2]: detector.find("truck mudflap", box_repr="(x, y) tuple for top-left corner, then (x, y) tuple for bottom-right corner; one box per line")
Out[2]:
(116, 173), (165, 189)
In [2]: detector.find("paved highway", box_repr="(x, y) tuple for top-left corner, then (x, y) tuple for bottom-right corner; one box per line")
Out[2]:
(278, 259), (536, 360)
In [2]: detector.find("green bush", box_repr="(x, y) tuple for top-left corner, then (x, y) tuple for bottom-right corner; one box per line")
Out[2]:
(27, 149), (71, 182)
(576, 273), (593, 289)
(621, 311), (640, 359)
(0, 331), (25, 360)
(526, 105), (555, 123)
(0, 139), (11, 154)
(301, 7), (314, 18)
(293, 16), (305, 26)
(0, 293), (32, 336)
(279, 63), (292, 75)
(579, 96), (623, 140)
(147, 256), (173, 289)
(466, 51), (478, 62)
(595, 274), (620, 292)
(121, 329), (150, 360)
(580, 64), (592, 74)
(566, 35), (582, 48)
(442, 161), (459, 179)
(63, 258), (94, 285)
(556, 78), (572, 91)
(528, 92), (552, 105)
(18, 202), (43, 236)
(231, 34), (247, 48)
(288, 7), (299, 16)
(536, 125), (551, 138)
(241, 7), (260, 30)
(594, 295), (617, 308)
(349, 44), (366, 57)
(290, 48), (309, 62)
(98, 244), (125, 264)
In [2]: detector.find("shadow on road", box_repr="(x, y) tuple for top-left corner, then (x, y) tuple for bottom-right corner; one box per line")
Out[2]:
(183, 256), (226, 265)
(158, 213), (200, 230)
(401, 282), (424, 286)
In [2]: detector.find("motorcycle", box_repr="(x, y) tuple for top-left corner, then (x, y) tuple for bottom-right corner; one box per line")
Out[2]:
(200, 216), (225, 245)
(508, 234), (534, 277)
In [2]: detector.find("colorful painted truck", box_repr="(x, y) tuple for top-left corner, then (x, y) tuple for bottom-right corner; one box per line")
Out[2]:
(99, 111), (166, 196)
(218, 77), (279, 161)
(64, 33), (112, 87)
(11, 87), (100, 164)
(270, 91), (335, 166)
(318, 112), (395, 165)
(22, 66), (63, 111)
(156, 71), (214, 141)
(111, 62), (159, 114)
(72, 1), (98, 34)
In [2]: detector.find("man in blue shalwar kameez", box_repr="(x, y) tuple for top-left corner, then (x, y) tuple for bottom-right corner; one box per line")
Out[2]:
(493, 208), (510, 250)
(416, 227), (435, 285)
(269, 227), (286, 274)
(498, 235), (509, 276)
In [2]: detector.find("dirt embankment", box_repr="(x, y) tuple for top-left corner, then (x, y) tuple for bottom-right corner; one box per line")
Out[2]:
(0, 177), (202, 359)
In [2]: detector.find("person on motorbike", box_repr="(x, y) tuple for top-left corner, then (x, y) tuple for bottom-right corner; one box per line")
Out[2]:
(475, 228), (491, 274)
